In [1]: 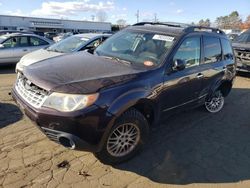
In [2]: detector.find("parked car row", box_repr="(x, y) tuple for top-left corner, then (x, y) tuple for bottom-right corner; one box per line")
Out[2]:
(11, 22), (237, 164)
(0, 32), (110, 66)
(16, 33), (111, 72)
(0, 29), (110, 42)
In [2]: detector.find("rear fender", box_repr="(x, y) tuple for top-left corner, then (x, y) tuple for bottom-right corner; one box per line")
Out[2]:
(208, 79), (233, 98)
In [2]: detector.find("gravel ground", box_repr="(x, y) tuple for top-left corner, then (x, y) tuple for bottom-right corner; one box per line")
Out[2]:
(1, 64), (250, 188)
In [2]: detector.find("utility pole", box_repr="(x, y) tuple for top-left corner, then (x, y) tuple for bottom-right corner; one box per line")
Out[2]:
(154, 13), (158, 22)
(135, 10), (139, 23)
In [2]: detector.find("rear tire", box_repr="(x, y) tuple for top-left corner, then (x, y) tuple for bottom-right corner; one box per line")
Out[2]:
(95, 108), (149, 164)
(205, 90), (225, 113)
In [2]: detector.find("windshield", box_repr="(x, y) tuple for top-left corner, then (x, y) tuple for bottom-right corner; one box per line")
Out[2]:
(234, 32), (250, 43)
(47, 35), (89, 53)
(96, 30), (175, 67)
(0, 36), (8, 43)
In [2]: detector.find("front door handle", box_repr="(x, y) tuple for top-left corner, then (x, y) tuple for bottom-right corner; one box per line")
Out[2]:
(196, 73), (204, 79)
(23, 49), (28, 52)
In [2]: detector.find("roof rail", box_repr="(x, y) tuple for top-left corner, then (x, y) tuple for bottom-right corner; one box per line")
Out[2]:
(133, 22), (189, 28)
(184, 26), (225, 35)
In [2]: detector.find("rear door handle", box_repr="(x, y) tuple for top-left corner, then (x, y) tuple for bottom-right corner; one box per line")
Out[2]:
(196, 73), (204, 79)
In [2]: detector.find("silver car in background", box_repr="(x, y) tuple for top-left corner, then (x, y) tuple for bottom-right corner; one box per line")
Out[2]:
(16, 33), (111, 72)
(0, 33), (53, 64)
(53, 32), (73, 42)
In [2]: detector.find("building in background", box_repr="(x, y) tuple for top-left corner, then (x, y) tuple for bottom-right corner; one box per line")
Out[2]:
(0, 15), (111, 33)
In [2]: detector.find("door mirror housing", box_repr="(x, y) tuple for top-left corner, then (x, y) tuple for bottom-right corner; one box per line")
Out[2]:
(173, 59), (186, 71)
(0, 44), (4, 48)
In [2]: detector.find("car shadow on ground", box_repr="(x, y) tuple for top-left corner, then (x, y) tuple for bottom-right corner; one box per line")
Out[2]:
(0, 103), (23, 128)
(114, 88), (250, 184)
(0, 64), (16, 74)
(237, 71), (250, 78)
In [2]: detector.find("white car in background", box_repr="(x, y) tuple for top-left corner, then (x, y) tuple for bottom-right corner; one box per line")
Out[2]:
(0, 33), (53, 64)
(16, 33), (111, 72)
(53, 32), (73, 42)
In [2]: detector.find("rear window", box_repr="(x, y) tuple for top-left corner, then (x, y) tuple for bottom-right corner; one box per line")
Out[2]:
(234, 33), (250, 43)
(221, 39), (234, 60)
(30, 37), (48, 46)
(203, 36), (222, 64)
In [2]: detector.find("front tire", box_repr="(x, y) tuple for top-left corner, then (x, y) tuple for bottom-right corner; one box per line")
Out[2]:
(95, 108), (149, 164)
(205, 90), (225, 113)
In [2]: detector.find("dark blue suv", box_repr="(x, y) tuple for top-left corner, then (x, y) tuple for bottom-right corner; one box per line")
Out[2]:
(13, 22), (236, 164)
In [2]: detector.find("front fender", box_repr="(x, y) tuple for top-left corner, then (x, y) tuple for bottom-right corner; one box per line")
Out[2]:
(96, 88), (153, 152)
(108, 88), (151, 117)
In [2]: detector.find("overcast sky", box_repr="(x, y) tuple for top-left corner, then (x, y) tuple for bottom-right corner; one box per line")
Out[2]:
(0, 0), (249, 24)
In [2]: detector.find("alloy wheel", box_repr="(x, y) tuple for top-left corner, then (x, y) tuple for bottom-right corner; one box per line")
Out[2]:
(205, 91), (224, 113)
(107, 123), (140, 157)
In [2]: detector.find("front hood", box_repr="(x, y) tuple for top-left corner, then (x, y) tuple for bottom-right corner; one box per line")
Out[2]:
(20, 49), (63, 67)
(232, 42), (250, 50)
(23, 52), (143, 94)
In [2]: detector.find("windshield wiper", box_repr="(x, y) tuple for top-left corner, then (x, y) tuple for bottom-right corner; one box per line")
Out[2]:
(102, 56), (132, 65)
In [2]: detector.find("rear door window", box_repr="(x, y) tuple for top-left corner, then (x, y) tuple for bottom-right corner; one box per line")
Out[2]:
(203, 36), (222, 64)
(17, 36), (29, 47)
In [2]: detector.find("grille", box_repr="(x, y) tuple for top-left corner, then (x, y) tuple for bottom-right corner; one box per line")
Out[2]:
(15, 74), (48, 108)
(41, 127), (60, 143)
(235, 49), (250, 64)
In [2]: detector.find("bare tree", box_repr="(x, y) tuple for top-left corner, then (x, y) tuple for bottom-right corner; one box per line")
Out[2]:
(215, 11), (242, 29)
(96, 11), (108, 22)
(242, 15), (250, 29)
(246, 15), (250, 25)
(198, 19), (211, 27)
(117, 19), (127, 27)
(198, 19), (205, 26)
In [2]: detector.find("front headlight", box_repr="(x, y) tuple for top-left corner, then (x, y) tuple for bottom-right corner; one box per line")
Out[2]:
(15, 61), (24, 73)
(42, 92), (99, 112)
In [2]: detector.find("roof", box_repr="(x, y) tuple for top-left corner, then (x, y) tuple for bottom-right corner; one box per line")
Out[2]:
(0, 33), (53, 43)
(129, 22), (226, 38)
(3, 33), (39, 37)
(74, 33), (111, 39)
(245, 29), (250, 33)
(128, 25), (184, 36)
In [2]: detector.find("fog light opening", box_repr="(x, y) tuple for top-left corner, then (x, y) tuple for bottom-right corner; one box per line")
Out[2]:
(59, 137), (76, 149)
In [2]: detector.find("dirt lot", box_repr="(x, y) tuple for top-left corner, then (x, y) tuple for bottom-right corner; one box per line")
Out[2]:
(1, 65), (250, 188)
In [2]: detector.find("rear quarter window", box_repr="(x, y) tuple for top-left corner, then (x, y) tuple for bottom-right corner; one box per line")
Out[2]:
(30, 37), (49, 46)
(221, 39), (234, 60)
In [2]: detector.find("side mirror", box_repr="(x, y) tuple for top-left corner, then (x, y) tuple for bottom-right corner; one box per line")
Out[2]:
(0, 44), (4, 48)
(84, 46), (96, 54)
(173, 59), (186, 71)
